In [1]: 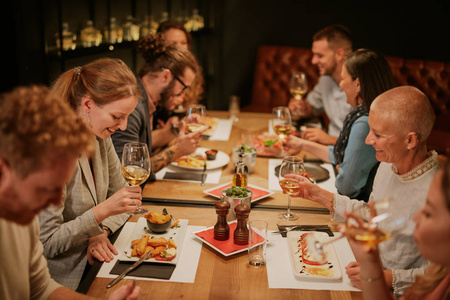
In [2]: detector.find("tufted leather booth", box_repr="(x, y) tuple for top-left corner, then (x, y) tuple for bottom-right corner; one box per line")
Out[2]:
(245, 45), (450, 154)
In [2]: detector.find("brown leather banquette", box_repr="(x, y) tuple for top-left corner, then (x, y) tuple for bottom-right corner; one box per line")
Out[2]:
(244, 45), (450, 155)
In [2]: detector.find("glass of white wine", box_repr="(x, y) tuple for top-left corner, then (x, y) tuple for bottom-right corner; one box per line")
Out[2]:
(305, 197), (409, 264)
(278, 156), (305, 221)
(290, 71), (308, 116)
(272, 106), (292, 156)
(185, 104), (207, 133)
(121, 142), (151, 215)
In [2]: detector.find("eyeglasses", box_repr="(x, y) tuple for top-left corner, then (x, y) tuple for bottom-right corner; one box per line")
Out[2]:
(162, 68), (188, 96)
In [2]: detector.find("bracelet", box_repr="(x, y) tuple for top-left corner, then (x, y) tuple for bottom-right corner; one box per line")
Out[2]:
(102, 225), (112, 236)
(360, 274), (384, 282)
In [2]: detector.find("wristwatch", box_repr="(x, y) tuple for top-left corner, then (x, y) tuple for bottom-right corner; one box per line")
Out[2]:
(102, 225), (112, 236)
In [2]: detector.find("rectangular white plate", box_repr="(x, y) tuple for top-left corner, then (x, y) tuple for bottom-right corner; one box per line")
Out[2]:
(287, 231), (342, 281)
(203, 182), (274, 203)
(118, 217), (188, 265)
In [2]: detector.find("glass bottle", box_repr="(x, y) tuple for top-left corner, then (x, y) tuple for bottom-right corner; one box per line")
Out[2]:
(104, 17), (122, 44)
(233, 147), (248, 187)
(123, 15), (140, 42)
(80, 20), (102, 47)
(190, 8), (204, 32)
(159, 11), (169, 24)
(55, 22), (76, 51)
(140, 15), (158, 38)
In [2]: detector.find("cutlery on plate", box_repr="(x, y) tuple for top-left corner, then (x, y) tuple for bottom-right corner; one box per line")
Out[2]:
(106, 249), (152, 288)
(200, 161), (207, 186)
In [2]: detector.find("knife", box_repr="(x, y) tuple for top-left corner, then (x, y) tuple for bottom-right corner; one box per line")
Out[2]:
(200, 161), (207, 185)
(106, 250), (152, 288)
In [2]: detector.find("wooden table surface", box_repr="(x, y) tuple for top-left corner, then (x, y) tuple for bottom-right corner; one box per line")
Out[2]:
(85, 111), (362, 299)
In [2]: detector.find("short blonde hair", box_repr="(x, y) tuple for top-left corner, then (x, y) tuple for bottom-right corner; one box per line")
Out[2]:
(0, 85), (93, 177)
(371, 86), (435, 143)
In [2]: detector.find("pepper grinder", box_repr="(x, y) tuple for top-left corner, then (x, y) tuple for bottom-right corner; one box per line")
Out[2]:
(214, 197), (230, 240)
(233, 201), (250, 245)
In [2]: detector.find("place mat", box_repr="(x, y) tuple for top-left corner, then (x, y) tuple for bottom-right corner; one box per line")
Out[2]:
(194, 222), (264, 255)
(266, 232), (360, 291)
(155, 167), (222, 184)
(203, 182), (274, 202)
(110, 261), (175, 279)
(163, 172), (203, 181)
(208, 119), (233, 141)
(97, 223), (205, 283)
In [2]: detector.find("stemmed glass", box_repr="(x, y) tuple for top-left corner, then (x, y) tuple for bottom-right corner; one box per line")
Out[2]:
(305, 197), (409, 264)
(121, 142), (151, 215)
(185, 104), (207, 133)
(289, 71), (308, 116)
(272, 106), (292, 155)
(278, 156), (305, 221)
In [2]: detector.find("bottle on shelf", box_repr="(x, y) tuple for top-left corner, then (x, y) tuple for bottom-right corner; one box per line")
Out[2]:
(140, 15), (158, 38)
(104, 17), (122, 44)
(55, 22), (76, 51)
(185, 8), (204, 32)
(122, 15), (140, 42)
(80, 20), (102, 48)
(159, 11), (169, 24)
(232, 147), (248, 188)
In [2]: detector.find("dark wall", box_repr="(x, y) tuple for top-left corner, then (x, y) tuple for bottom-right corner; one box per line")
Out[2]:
(220, 0), (450, 110)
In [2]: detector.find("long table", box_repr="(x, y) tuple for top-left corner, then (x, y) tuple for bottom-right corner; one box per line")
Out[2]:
(85, 111), (363, 299)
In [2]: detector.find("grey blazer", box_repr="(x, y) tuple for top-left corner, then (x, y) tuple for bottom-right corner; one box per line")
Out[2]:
(39, 137), (129, 290)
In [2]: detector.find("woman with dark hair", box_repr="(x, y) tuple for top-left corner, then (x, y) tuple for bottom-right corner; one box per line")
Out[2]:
(285, 48), (396, 201)
(112, 33), (204, 173)
(348, 159), (450, 299)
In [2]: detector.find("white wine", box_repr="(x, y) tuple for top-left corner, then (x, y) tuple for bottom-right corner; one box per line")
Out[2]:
(346, 221), (391, 248)
(122, 165), (150, 186)
(290, 88), (307, 99)
(186, 123), (205, 133)
(279, 179), (300, 195)
(273, 124), (292, 137)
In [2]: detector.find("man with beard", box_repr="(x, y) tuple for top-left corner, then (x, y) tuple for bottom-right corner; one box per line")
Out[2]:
(288, 24), (353, 145)
(112, 33), (204, 174)
(0, 85), (140, 300)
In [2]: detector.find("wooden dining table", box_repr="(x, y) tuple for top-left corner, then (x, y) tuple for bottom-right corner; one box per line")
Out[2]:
(84, 111), (363, 300)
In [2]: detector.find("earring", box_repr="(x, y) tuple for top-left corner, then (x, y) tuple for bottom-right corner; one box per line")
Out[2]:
(407, 146), (410, 150)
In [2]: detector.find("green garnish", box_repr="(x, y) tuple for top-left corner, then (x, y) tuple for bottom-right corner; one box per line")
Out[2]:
(263, 139), (278, 147)
(225, 186), (250, 198)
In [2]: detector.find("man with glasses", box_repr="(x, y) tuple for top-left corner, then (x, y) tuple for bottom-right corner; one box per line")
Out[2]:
(112, 34), (205, 174)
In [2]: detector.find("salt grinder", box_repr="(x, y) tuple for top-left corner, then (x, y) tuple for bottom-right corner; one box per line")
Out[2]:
(233, 201), (250, 245)
(214, 196), (230, 240)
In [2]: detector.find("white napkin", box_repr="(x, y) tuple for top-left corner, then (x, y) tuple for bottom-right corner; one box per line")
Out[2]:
(96, 223), (205, 283)
(208, 119), (233, 141)
(155, 166), (222, 184)
(266, 232), (360, 291)
(268, 159), (337, 193)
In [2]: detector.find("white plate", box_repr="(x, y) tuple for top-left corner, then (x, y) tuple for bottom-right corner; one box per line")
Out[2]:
(287, 231), (342, 281)
(171, 147), (230, 170)
(203, 182), (274, 203)
(192, 221), (265, 257)
(118, 217), (188, 265)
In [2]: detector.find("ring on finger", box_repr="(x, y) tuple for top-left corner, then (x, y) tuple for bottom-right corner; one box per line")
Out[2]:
(91, 248), (95, 253)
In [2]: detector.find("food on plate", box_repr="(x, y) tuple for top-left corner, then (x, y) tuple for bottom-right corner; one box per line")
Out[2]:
(175, 155), (207, 168)
(299, 233), (325, 266)
(130, 236), (177, 261)
(224, 186), (251, 198)
(246, 134), (282, 156)
(145, 211), (171, 224)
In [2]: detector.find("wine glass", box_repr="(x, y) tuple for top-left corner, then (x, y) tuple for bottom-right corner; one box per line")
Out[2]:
(185, 104), (207, 133)
(278, 156), (305, 221)
(121, 142), (151, 215)
(272, 106), (292, 155)
(289, 71), (308, 117)
(305, 197), (409, 264)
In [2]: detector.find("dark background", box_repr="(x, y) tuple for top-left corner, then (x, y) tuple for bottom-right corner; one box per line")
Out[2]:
(2, 0), (449, 110)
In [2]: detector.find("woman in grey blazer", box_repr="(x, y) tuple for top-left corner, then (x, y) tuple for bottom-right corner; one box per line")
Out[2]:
(39, 58), (142, 290)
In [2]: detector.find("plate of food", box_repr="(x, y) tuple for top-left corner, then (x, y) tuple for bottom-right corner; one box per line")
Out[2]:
(274, 162), (330, 182)
(245, 134), (283, 157)
(118, 214), (188, 265)
(287, 231), (342, 281)
(192, 221), (265, 257)
(171, 147), (230, 170)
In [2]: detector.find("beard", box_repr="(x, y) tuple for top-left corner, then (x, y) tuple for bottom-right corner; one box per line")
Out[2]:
(159, 79), (176, 108)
